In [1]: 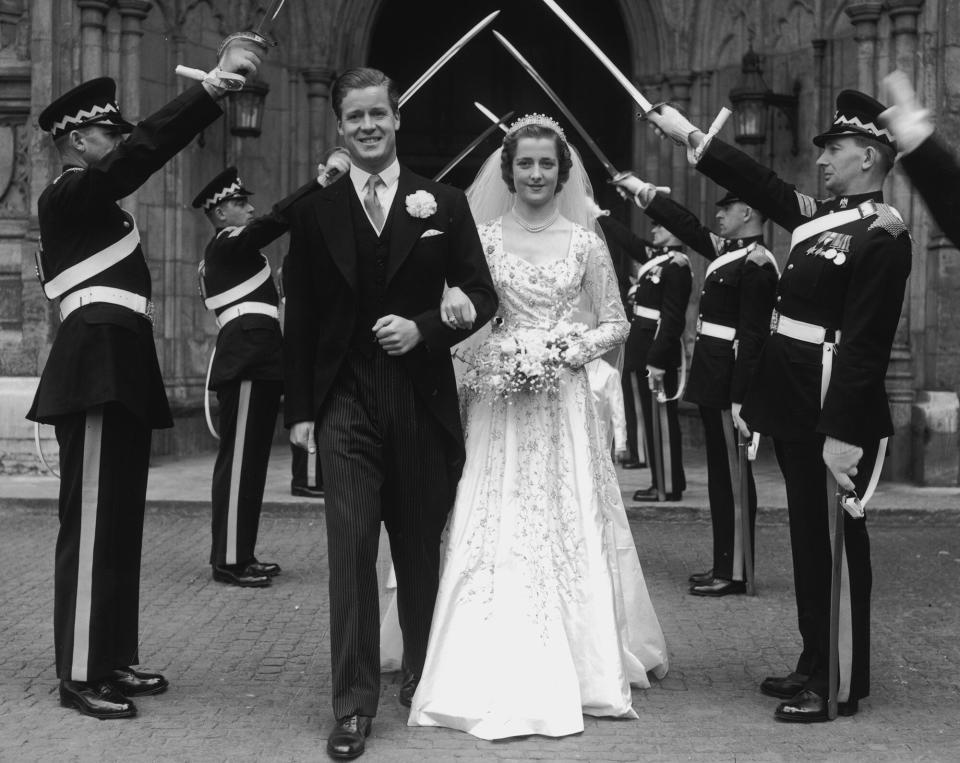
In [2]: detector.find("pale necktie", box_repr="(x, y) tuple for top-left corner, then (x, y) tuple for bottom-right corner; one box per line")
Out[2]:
(363, 174), (385, 233)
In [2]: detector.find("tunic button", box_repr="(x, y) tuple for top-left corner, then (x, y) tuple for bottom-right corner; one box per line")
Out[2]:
(787, 264), (794, 270)
(776, 296), (782, 303)
(123, 221), (131, 228)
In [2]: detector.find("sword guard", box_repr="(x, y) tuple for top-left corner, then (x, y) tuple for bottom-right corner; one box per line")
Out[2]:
(840, 490), (864, 518)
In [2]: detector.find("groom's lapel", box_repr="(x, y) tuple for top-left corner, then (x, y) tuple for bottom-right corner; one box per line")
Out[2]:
(386, 167), (427, 286)
(317, 180), (358, 291)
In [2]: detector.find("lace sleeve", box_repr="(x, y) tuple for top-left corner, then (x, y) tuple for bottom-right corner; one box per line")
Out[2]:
(565, 232), (630, 368)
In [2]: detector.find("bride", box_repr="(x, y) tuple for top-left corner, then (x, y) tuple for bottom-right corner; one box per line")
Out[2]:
(405, 115), (668, 740)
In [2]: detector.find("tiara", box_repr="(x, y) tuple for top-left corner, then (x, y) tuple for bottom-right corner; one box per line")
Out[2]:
(506, 113), (567, 141)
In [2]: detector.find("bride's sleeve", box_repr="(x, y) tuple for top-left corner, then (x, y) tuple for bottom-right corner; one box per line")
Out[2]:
(565, 233), (630, 368)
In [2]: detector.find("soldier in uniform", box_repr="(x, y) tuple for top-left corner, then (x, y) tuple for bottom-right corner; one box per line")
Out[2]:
(28, 43), (261, 719)
(625, 223), (691, 502)
(193, 159), (346, 587)
(881, 70), (960, 248)
(615, 178), (779, 594)
(647, 91), (912, 721)
(595, 212), (651, 470)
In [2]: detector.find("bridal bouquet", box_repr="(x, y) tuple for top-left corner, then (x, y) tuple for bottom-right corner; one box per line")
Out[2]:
(458, 319), (588, 399)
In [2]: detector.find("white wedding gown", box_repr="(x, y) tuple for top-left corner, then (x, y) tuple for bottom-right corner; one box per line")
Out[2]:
(407, 219), (669, 740)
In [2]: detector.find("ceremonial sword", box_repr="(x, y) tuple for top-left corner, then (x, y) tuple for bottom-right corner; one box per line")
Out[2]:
(537, 0), (731, 144)
(175, 0), (286, 88)
(399, 11), (500, 108)
(474, 102), (510, 133)
(433, 110), (515, 181)
(492, 32), (669, 194)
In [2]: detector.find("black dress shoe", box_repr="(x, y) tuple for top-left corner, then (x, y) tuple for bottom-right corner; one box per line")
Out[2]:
(688, 569), (713, 585)
(212, 563), (271, 588)
(774, 689), (858, 722)
(109, 667), (168, 697)
(248, 558), (281, 577)
(632, 487), (682, 502)
(59, 679), (136, 719)
(398, 670), (419, 708)
(291, 482), (324, 498)
(327, 714), (372, 760)
(760, 671), (809, 699)
(689, 578), (746, 597)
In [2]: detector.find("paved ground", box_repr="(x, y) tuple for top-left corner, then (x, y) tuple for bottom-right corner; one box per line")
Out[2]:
(1, 446), (959, 762)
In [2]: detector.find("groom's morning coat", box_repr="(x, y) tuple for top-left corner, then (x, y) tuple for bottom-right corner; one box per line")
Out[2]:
(282, 166), (498, 483)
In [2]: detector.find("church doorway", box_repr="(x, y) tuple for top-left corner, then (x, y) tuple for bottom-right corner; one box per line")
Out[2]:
(368, 0), (634, 209)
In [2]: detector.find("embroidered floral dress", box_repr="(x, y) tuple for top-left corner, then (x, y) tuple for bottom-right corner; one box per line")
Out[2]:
(408, 218), (669, 740)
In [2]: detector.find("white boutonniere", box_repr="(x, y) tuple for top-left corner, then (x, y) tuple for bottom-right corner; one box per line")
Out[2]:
(405, 190), (437, 219)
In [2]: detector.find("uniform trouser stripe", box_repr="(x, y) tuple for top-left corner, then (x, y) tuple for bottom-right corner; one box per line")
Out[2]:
(826, 475), (855, 703)
(720, 411), (744, 580)
(72, 409), (103, 680)
(226, 380), (252, 565)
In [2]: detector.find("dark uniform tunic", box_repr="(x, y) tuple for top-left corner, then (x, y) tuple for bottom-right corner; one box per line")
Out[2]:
(625, 243), (691, 497)
(201, 179), (323, 567)
(696, 138), (912, 703)
(899, 135), (960, 248)
(644, 194), (778, 580)
(27, 84), (223, 682)
(596, 215), (649, 465)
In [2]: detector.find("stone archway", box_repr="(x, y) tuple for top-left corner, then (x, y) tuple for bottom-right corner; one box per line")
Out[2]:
(331, 0), (659, 207)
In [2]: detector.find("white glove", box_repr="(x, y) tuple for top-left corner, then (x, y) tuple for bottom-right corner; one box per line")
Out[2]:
(612, 173), (659, 209)
(646, 104), (701, 147)
(880, 70), (934, 156)
(823, 436), (863, 493)
(731, 402), (751, 439)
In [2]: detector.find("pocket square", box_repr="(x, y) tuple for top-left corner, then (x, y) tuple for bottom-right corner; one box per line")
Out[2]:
(420, 229), (444, 238)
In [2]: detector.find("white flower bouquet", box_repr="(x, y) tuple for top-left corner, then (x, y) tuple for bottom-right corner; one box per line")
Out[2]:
(458, 319), (588, 399)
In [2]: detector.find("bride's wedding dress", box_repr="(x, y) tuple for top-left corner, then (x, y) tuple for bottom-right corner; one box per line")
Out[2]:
(407, 218), (668, 740)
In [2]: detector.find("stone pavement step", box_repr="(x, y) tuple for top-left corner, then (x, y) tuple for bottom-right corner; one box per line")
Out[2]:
(1, 504), (958, 761)
(4, 443), (958, 523)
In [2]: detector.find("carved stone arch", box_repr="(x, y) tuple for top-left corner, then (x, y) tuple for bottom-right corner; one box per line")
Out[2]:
(328, 0), (662, 80)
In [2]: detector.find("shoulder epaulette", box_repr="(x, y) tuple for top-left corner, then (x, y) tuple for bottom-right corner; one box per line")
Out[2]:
(217, 225), (247, 239)
(671, 252), (690, 267)
(867, 203), (909, 238)
(794, 190), (818, 218)
(52, 167), (84, 185)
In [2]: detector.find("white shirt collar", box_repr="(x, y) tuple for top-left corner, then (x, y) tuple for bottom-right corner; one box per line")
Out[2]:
(350, 158), (400, 195)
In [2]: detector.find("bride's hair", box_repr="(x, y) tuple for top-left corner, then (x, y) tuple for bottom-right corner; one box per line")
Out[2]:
(500, 124), (574, 193)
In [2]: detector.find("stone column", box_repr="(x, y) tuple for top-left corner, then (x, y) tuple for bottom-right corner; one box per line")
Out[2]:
(116, 1), (151, 218)
(302, 66), (336, 165)
(887, 0), (926, 480)
(666, 72), (694, 205)
(845, 4), (883, 95)
(78, 0), (110, 81)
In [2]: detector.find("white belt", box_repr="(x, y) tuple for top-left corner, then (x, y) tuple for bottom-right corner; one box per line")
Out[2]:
(773, 312), (841, 406)
(633, 305), (661, 321)
(698, 319), (736, 341)
(43, 224), (140, 299)
(59, 286), (152, 322)
(216, 301), (279, 328)
(773, 313), (838, 345)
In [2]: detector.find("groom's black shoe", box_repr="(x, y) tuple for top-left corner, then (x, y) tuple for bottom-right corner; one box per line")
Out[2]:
(327, 714), (372, 760)
(774, 689), (859, 723)
(398, 670), (419, 708)
(688, 569), (713, 585)
(632, 487), (682, 502)
(689, 578), (746, 597)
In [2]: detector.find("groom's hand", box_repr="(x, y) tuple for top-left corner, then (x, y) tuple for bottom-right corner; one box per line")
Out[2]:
(290, 421), (316, 453)
(373, 315), (423, 355)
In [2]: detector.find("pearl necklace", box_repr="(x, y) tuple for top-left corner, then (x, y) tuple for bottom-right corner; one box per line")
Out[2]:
(511, 206), (559, 233)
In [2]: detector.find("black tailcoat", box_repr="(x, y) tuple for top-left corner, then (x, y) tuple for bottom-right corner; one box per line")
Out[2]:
(282, 166), (498, 484)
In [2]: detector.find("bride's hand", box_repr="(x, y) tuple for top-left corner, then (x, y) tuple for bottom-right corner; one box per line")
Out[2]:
(440, 286), (476, 330)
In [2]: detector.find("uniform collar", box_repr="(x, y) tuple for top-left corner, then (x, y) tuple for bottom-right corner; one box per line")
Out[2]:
(350, 158), (400, 195)
(722, 234), (764, 252)
(825, 189), (883, 212)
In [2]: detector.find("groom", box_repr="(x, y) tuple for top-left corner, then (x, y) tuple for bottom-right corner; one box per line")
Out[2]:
(282, 67), (498, 759)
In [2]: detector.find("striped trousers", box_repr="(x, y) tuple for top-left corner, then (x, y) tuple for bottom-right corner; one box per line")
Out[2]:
(774, 437), (876, 703)
(637, 364), (686, 496)
(54, 403), (151, 682)
(211, 379), (282, 566)
(318, 349), (450, 720)
(699, 406), (757, 581)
